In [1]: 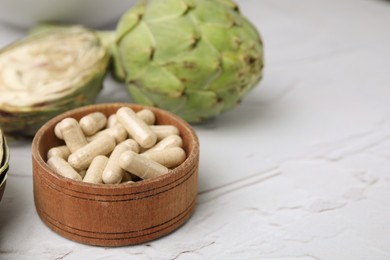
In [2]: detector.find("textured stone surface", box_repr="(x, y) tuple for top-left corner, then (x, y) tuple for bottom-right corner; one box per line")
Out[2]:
(1, 0), (390, 259)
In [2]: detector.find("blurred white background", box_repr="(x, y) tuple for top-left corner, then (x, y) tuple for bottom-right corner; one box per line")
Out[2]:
(0, 0), (137, 29)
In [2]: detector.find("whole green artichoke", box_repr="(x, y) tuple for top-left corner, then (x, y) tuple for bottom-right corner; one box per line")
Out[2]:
(0, 26), (110, 136)
(112, 0), (264, 123)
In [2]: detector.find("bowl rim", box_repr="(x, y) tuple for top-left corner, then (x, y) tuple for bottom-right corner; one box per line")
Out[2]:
(32, 102), (199, 193)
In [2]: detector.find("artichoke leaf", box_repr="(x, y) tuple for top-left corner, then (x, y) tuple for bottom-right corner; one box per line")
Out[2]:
(116, 1), (146, 41)
(147, 16), (200, 62)
(192, 0), (240, 26)
(143, 0), (192, 22)
(128, 85), (187, 114)
(214, 0), (238, 10)
(128, 64), (184, 96)
(162, 40), (222, 90)
(180, 90), (224, 122)
(116, 22), (155, 79)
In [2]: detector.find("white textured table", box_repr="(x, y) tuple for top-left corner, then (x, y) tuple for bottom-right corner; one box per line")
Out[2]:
(1, 0), (390, 259)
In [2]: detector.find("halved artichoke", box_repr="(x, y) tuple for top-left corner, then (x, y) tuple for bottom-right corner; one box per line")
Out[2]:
(112, 0), (264, 123)
(0, 26), (110, 136)
(0, 128), (9, 202)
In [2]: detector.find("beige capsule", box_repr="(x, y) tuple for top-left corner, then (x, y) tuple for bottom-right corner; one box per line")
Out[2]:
(102, 139), (139, 184)
(119, 150), (169, 180)
(136, 109), (155, 125)
(79, 112), (107, 136)
(143, 135), (183, 154)
(59, 118), (88, 153)
(54, 123), (63, 140)
(142, 147), (186, 168)
(116, 107), (157, 148)
(68, 134), (116, 171)
(108, 109), (155, 126)
(87, 123), (128, 143)
(47, 156), (82, 181)
(47, 145), (71, 160)
(107, 114), (118, 128)
(150, 125), (179, 140)
(83, 155), (109, 184)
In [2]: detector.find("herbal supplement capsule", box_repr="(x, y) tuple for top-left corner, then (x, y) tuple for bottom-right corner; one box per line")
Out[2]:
(116, 107), (157, 148)
(47, 156), (82, 181)
(83, 155), (108, 184)
(47, 145), (71, 160)
(68, 134), (116, 171)
(143, 135), (183, 154)
(110, 110), (155, 126)
(107, 114), (118, 128)
(108, 110), (154, 127)
(54, 123), (63, 140)
(87, 124), (128, 143)
(102, 139), (140, 184)
(79, 112), (107, 136)
(137, 109), (155, 125)
(59, 118), (88, 153)
(119, 150), (169, 179)
(150, 125), (179, 140)
(142, 147), (186, 168)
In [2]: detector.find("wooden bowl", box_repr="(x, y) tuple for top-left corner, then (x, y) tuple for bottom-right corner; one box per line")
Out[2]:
(32, 103), (199, 246)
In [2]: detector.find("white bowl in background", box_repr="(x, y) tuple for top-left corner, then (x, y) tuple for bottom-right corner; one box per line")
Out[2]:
(0, 0), (137, 29)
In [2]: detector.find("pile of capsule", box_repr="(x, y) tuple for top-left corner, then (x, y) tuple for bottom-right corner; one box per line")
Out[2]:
(46, 107), (186, 184)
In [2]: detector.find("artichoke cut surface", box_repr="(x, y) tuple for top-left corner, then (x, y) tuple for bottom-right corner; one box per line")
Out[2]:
(0, 26), (110, 136)
(113, 0), (264, 123)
